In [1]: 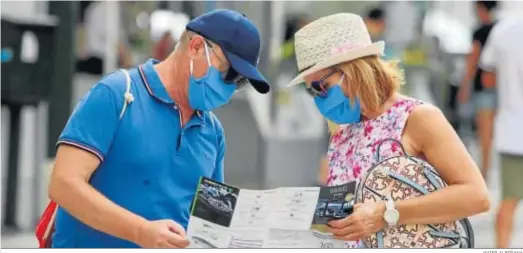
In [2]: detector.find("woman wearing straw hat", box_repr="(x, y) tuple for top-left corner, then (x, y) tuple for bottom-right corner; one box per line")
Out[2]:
(288, 13), (489, 248)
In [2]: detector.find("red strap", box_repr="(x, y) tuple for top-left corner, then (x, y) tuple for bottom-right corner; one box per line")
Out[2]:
(35, 201), (58, 248)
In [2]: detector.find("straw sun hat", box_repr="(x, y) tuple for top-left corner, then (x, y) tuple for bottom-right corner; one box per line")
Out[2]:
(287, 13), (385, 87)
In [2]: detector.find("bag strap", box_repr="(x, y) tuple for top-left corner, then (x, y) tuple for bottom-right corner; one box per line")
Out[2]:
(118, 69), (134, 120)
(375, 138), (408, 163)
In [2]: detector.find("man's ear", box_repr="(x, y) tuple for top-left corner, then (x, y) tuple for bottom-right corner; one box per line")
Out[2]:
(187, 36), (204, 58)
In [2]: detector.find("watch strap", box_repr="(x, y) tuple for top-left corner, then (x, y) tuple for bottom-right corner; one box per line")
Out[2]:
(385, 197), (395, 211)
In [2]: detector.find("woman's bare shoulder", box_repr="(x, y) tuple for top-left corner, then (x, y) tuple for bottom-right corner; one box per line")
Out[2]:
(405, 103), (455, 149)
(409, 103), (444, 120)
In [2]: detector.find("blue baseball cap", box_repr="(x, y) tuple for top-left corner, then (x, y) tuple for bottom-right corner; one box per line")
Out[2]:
(186, 9), (270, 94)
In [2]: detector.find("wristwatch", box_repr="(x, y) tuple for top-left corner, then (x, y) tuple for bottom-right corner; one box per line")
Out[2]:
(383, 198), (400, 227)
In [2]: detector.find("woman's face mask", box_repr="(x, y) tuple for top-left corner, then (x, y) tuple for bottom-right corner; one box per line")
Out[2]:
(309, 72), (361, 125)
(187, 41), (236, 111)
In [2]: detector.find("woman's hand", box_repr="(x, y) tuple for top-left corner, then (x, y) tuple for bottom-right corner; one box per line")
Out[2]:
(328, 201), (387, 241)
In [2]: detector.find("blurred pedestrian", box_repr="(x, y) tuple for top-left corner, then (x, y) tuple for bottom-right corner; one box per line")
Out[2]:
(364, 7), (386, 41)
(279, 15), (310, 77)
(47, 9), (269, 248)
(364, 7), (394, 59)
(479, 16), (523, 248)
(288, 13), (488, 247)
(153, 31), (175, 61)
(457, 0), (498, 180)
(76, 1), (132, 75)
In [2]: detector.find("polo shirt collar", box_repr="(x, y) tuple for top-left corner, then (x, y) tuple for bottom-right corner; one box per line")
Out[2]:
(140, 58), (177, 104)
(139, 58), (204, 119)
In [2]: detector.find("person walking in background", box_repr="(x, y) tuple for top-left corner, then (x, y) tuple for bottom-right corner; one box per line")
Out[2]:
(364, 7), (386, 41)
(76, 1), (133, 75)
(479, 16), (523, 248)
(364, 7), (395, 59)
(278, 14), (311, 80)
(150, 11), (190, 62)
(153, 31), (176, 61)
(47, 9), (270, 248)
(457, 1), (498, 181)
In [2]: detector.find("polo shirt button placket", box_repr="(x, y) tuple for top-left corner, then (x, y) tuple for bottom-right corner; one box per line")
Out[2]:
(173, 105), (182, 128)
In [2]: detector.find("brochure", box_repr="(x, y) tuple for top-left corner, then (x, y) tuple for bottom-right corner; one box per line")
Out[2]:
(186, 177), (356, 248)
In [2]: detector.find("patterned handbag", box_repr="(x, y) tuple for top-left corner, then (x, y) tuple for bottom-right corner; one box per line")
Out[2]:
(354, 138), (474, 248)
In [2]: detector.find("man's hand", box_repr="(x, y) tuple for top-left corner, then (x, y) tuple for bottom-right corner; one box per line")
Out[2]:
(135, 220), (190, 248)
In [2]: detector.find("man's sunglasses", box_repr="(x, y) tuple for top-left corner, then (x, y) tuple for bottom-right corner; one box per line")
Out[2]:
(305, 70), (337, 98)
(205, 39), (249, 90)
(224, 68), (249, 90)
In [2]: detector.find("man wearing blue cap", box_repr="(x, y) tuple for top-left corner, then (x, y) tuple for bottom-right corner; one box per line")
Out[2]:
(47, 9), (269, 248)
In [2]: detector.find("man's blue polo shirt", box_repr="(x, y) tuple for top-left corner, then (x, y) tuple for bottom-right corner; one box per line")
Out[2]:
(52, 59), (225, 248)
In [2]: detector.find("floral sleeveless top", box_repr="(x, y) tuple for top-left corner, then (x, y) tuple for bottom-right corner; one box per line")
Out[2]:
(326, 97), (424, 248)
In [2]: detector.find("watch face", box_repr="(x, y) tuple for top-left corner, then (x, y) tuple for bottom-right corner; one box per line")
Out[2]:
(384, 209), (400, 223)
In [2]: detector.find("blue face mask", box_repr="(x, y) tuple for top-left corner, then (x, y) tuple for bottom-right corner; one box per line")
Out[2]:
(313, 75), (361, 124)
(188, 42), (236, 111)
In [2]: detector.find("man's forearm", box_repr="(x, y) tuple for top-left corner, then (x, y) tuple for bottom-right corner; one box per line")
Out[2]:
(49, 178), (147, 244)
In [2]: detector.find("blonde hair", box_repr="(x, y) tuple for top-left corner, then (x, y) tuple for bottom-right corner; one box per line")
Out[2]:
(326, 120), (339, 136)
(337, 55), (404, 115)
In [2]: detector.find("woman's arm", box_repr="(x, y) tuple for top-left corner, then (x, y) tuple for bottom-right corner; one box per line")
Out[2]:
(395, 104), (490, 225)
(328, 104), (489, 240)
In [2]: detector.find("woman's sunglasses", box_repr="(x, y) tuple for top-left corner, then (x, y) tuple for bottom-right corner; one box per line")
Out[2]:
(305, 70), (337, 98)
